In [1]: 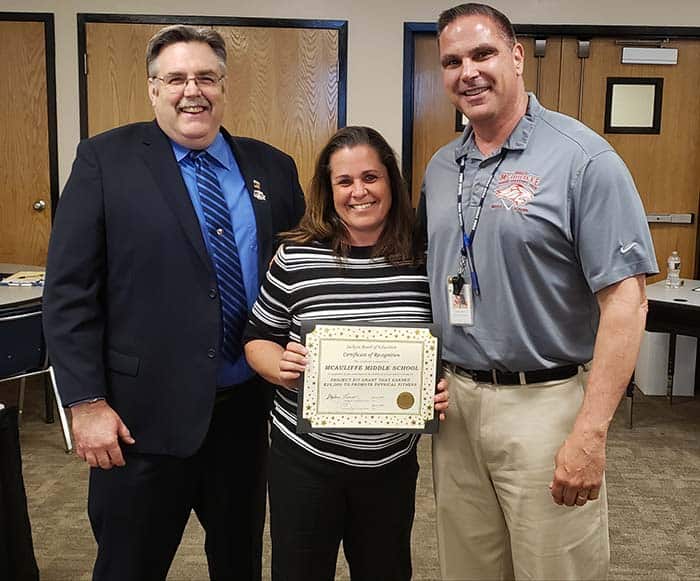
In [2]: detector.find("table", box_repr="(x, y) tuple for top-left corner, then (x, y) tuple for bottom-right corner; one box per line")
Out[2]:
(644, 279), (700, 404)
(0, 263), (46, 415)
(0, 263), (43, 309)
(0, 265), (72, 454)
(0, 263), (67, 434)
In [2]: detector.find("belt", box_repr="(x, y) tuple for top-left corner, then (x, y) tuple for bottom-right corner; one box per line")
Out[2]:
(450, 363), (580, 386)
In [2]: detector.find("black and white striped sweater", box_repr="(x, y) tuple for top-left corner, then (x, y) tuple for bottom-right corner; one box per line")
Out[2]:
(245, 241), (432, 468)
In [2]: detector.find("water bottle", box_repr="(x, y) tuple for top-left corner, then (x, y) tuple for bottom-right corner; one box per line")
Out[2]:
(666, 251), (681, 288)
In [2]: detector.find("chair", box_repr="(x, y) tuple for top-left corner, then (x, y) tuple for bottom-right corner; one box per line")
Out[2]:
(0, 302), (72, 452)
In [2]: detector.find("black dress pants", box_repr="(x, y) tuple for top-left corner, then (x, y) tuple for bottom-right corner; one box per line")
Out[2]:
(88, 385), (269, 581)
(268, 437), (419, 581)
(0, 406), (40, 581)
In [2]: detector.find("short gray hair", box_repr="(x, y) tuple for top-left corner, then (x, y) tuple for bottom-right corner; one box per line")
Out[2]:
(145, 25), (227, 77)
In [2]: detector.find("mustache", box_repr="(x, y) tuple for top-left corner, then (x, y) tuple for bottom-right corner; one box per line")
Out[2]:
(177, 98), (210, 108)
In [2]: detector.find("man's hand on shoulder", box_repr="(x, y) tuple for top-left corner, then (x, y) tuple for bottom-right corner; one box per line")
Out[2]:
(70, 400), (136, 469)
(549, 424), (606, 507)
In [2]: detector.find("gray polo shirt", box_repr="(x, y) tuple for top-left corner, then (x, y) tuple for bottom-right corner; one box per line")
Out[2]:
(422, 94), (658, 371)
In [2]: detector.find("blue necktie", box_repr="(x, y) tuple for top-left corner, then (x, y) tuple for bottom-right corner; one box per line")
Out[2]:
(185, 150), (247, 361)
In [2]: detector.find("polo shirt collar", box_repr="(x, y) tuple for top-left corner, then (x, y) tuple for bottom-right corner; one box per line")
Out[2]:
(453, 92), (542, 162)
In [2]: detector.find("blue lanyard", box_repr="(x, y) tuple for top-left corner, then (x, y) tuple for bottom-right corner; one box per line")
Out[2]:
(456, 150), (507, 296)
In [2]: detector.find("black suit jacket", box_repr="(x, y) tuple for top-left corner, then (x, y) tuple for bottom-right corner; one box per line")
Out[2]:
(44, 121), (305, 457)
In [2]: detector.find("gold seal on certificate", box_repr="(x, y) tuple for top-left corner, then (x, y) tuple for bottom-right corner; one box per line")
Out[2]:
(297, 322), (441, 433)
(396, 392), (415, 410)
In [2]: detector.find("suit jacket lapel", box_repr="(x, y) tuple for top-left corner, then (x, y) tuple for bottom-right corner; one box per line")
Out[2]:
(140, 122), (213, 273)
(224, 129), (274, 285)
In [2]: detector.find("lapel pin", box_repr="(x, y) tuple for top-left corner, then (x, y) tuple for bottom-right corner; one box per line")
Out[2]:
(252, 179), (266, 201)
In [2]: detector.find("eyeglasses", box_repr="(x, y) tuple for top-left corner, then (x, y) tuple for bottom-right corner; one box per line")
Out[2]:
(150, 73), (225, 93)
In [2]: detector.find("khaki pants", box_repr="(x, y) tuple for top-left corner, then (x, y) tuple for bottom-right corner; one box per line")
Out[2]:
(432, 367), (609, 581)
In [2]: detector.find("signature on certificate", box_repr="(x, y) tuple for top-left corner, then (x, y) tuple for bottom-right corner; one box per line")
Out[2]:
(324, 392), (360, 401)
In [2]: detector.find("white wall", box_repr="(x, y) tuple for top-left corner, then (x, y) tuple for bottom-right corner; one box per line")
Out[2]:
(1, 0), (699, 188)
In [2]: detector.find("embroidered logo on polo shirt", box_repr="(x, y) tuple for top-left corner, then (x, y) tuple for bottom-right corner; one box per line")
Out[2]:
(493, 171), (541, 212)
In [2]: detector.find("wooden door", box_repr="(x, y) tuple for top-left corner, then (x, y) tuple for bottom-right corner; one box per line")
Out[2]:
(411, 34), (562, 205)
(577, 38), (700, 282)
(0, 20), (52, 266)
(84, 22), (340, 192)
(411, 34), (455, 206)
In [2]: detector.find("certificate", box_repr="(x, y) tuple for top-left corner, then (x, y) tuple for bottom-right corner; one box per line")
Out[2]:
(297, 322), (441, 433)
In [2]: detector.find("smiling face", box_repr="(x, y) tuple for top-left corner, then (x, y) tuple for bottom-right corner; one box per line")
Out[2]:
(148, 41), (225, 149)
(330, 144), (392, 247)
(439, 14), (525, 130)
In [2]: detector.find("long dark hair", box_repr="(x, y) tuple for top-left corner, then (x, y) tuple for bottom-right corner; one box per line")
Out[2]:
(285, 126), (419, 263)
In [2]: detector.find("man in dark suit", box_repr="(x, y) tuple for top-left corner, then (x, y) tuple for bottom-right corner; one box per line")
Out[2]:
(43, 25), (305, 581)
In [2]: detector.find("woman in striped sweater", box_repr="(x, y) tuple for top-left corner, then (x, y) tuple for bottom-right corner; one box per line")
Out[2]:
(244, 126), (448, 581)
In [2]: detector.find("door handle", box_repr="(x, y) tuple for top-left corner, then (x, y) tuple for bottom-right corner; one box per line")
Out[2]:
(32, 200), (47, 212)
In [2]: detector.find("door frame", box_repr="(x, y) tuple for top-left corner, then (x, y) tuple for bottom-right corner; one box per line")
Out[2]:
(77, 13), (348, 139)
(402, 22), (700, 197)
(0, 12), (59, 220)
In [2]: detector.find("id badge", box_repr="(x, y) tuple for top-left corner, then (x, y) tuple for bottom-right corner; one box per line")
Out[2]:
(447, 276), (474, 326)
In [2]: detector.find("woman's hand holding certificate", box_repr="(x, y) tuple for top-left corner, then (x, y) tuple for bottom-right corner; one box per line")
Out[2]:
(278, 341), (308, 390)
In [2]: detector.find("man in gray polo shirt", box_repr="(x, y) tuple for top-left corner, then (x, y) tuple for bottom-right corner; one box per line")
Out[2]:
(419, 3), (657, 580)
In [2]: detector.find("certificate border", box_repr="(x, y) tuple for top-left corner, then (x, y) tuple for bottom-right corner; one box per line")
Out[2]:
(297, 321), (441, 434)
